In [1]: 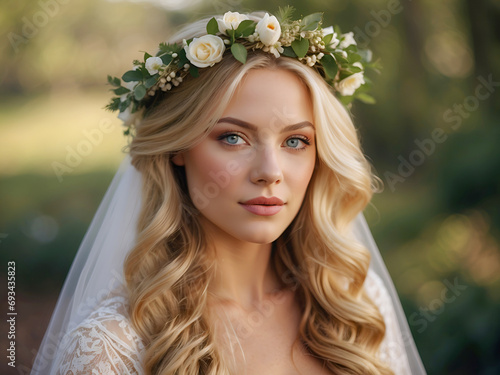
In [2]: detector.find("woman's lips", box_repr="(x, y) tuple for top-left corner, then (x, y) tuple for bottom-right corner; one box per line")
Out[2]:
(239, 196), (284, 216)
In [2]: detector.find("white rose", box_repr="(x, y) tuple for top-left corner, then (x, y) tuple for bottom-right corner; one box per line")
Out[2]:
(335, 72), (365, 96)
(322, 26), (339, 48)
(217, 11), (249, 35)
(339, 32), (357, 49)
(184, 35), (225, 68)
(256, 13), (281, 46)
(145, 56), (163, 75)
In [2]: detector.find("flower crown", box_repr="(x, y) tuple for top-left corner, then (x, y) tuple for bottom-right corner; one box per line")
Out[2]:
(106, 7), (379, 135)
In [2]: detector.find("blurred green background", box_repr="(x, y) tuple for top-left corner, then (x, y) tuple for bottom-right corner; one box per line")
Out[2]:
(1, 0), (499, 373)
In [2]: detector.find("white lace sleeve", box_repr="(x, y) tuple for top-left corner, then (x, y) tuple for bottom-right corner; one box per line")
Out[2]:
(55, 293), (146, 375)
(365, 270), (413, 375)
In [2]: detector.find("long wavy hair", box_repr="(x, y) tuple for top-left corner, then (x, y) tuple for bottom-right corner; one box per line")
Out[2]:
(124, 12), (391, 375)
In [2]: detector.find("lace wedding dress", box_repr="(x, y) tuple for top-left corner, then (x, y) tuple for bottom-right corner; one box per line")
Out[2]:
(54, 270), (412, 374)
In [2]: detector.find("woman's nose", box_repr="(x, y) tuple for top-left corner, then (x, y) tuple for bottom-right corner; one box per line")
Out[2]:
(249, 146), (283, 185)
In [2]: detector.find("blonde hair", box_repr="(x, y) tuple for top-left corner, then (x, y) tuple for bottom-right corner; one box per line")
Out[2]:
(125, 13), (392, 375)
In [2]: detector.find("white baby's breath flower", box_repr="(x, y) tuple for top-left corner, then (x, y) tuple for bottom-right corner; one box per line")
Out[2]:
(339, 31), (357, 49)
(217, 11), (249, 35)
(268, 43), (284, 58)
(184, 35), (225, 68)
(145, 56), (163, 75)
(335, 72), (365, 96)
(256, 13), (281, 46)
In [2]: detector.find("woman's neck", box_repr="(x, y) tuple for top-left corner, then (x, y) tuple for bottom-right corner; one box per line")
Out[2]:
(203, 223), (281, 309)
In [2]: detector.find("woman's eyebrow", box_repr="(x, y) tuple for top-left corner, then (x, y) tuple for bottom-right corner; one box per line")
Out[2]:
(217, 117), (315, 133)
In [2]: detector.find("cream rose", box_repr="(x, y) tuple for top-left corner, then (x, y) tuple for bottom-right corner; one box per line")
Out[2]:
(256, 13), (281, 46)
(145, 56), (163, 75)
(339, 32), (357, 49)
(184, 35), (225, 68)
(217, 11), (249, 35)
(335, 72), (365, 96)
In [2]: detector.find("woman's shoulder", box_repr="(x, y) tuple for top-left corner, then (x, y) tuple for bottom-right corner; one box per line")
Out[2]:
(364, 269), (413, 375)
(55, 287), (145, 375)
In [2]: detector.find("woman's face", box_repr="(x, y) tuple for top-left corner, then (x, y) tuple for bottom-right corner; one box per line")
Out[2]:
(172, 68), (316, 245)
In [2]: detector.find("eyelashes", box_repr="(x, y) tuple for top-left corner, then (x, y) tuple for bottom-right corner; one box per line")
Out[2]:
(216, 131), (312, 151)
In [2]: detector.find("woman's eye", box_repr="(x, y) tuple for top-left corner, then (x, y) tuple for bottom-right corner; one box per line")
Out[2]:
(218, 133), (246, 146)
(284, 137), (310, 149)
(226, 134), (241, 144)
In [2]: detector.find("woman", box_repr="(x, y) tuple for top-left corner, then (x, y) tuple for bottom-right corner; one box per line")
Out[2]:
(32, 9), (426, 375)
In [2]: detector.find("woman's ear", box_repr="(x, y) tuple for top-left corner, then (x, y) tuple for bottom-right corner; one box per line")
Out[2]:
(171, 152), (185, 166)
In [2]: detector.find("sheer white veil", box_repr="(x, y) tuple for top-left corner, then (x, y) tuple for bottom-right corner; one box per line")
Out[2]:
(31, 154), (426, 374)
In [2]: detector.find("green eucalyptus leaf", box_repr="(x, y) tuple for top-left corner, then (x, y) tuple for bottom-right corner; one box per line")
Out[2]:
(122, 70), (143, 82)
(338, 95), (354, 106)
(291, 38), (309, 58)
(348, 53), (362, 63)
(134, 84), (147, 100)
(226, 29), (236, 43)
(321, 54), (338, 79)
(338, 70), (353, 80)
(207, 17), (219, 35)
(177, 49), (189, 68)
(355, 92), (376, 104)
(301, 12), (322, 31)
(333, 52), (348, 65)
(345, 44), (357, 53)
(323, 33), (333, 46)
(236, 20), (256, 37)
(144, 52), (152, 61)
(160, 54), (173, 65)
(119, 98), (131, 112)
(281, 46), (297, 57)
(231, 43), (247, 64)
(113, 86), (131, 95)
(189, 65), (199, 77)
(348, 66), (363, 73)
(145, 74), (159, 89)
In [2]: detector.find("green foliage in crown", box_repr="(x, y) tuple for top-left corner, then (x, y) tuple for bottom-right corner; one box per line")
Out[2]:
(106, 6), (381, 135)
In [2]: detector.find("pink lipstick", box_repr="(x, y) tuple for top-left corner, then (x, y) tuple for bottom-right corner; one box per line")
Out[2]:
(239, 196), (284, 216)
